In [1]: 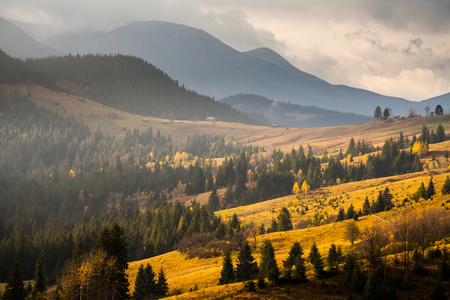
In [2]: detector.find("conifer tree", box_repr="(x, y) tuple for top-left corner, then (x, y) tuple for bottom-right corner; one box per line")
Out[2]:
(336, 207), (345, 222)
(438, 248), (450, 281)
(293, 255), (308, 282)
(258, 240), (279, 284)
(442, 176), (450, 195)
(362, 196), (371, 215)
(156, 267), (168, 297)
(283, 242), (304, 269)
(72, 240), (85, 266)
(364, 272), (378, 300)
(344, 252), (357, 288)
(133, 264), (147, 300)
(32, 260), (46, 300)
(427, 177), (435, 199)
(308, 242), (324, 279)
(350, 262), (366, 294)
(3, 261), (25, 300)
(235, 243), (258, 282)
(327, 244), (339, 273)
(276, 207), (292, 231)
(219, 250), (235, 285)
(207, 187), (220, 212)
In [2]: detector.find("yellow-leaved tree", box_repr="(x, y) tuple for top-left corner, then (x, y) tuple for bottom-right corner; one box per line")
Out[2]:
(412, 141), (428, 158)
(292, 182), (300, 197)
(301, 181), (310, 195)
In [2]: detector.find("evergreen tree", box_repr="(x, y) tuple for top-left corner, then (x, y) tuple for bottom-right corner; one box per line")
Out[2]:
(431, 280), (446, 300)
(258, 240), (279, 284)
(133, 264), (147, 300)
(336, 207), (345, 222)
(207, 187), (220, 212)
(436, 123), (446, 142)
(442, 176), (450, 195)
(143, 263), (157, 295)
(362, 196), (371, 215)
(427, 177), (436, 199)
(438, 248), (450, 281)
(95, 223), (129, 299)
(344, 252), (357, 288)
(235, 243), (258, 282)
(219, 250), (235, 285)
(283, 242), (304, 269)
(327, 244), (339, 273)
(347, 138), (356, 156)
(293, 255), (308, 282)
(308, 242), (324, 279)
(276, 207), (293, 231)
(435, 105), (444, 115)
(350, 262), (366, 294)
(156, 268), (168, 298)
(346, 204), (355, 220)
(31, 260), (46, 300)
(72, 240), (85, 266)
(3, 261), (25, 300)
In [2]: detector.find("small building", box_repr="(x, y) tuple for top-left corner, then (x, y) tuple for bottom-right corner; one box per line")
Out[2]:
(162, 120), (169, 124)
(141, 118), (149, 123)
(206, 116), (216, 122)
(271, 123), (280, 127)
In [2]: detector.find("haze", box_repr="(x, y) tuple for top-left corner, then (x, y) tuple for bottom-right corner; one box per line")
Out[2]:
(1, 0), (450, 101)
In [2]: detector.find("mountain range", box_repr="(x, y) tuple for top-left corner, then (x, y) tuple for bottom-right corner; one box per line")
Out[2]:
(2, 18), (450, 119)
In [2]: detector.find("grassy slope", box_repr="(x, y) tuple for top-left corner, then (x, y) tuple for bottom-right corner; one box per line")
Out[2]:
(3, 84), (450, 154)
(2, 84), (450, 298)
(127, 142), (450, 299)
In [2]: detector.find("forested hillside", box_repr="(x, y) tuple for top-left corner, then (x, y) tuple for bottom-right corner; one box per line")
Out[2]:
(24, 53), (258, 124)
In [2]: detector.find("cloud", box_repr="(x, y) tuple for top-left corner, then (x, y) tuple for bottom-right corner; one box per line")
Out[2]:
(358, 68), (450, 101)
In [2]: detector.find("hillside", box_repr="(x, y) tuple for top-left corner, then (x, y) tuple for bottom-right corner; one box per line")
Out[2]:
(221, 94), (373, 127)
(43, 20), (426, 117)
(1, 51), (258, 124)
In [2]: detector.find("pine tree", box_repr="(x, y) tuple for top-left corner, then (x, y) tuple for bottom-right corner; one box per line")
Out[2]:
(156, 268), (168, 297)
(283, 242), (304, 269)
(143, 263), (157, 295)
(442, 176), (450, 195)
(362, 196), (371, 215)
(276, 207), (292, 231)
(327, 244), (339, 273)
(293, 255), (308, 282)
(219, 250), (235, 285)
(336, 207), (345, 221)
(308, 242), (324, 279)
(258, 240), (279, 284)
(438, 248), (450, 281)
(344, 252), (357, 288)
(133, 264), (147, 300)
(346, 204), (355, 220)
(350, 262), (366, 294)
(235, 243), (258, 282)
(32, 260), (46, 300)
(427, 177), (435, 199)
(72, 240), (85, 266)
(207, 187), (220, 212)
(3, 261), (25, 300)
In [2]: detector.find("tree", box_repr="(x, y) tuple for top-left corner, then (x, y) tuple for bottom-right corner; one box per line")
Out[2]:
(207, 187), (220, 212)
(134, 263), (157, 299)
(293, 255), (308, 282)
(347, 138), (356, 156)
(345, 220), (360, 246)
(156, 268), (168, 297)
(425, 105), (431, 116)
(373, 106), (382, 120)
(308, 242), (324, 279)
(364, 272), (378, 300)
(435, 104), (444, 115)
(3, 261), (25, 300)
(426, 177), (435, 199)
(258, 240), (279, 284)
(442, 176), (450, 195)
(277, 207), (292, 231)
(133, 264), (147, 300)
(219, 250), (235, 285)
(95, 223), (129, 299)
(362, 196), (371, 215)
(235, 243), (258, 282)
(383, 107), (390, 119)
(358, 225), (388, 266)
(336, 207), (345, 222)
(327, 244), (340, 273)
(292, 182), (300, 197)
(436, 123), (446, 142)
(32, 260), (47, 300)
(283, 242), (304, 269)
(301, 180), (310, 194)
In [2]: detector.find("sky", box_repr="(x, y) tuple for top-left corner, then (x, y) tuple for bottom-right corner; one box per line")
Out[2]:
(1, 0), (450, 101)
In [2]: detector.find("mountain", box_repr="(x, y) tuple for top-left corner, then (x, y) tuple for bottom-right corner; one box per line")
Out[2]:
(221, 94), (372, 128)
(44, 21), (422, 117)
(0, 18), (60, 59)
(421, 93), (450, 114)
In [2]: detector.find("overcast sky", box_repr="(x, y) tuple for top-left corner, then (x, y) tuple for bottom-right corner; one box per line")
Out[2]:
(1, 0), (450, 101)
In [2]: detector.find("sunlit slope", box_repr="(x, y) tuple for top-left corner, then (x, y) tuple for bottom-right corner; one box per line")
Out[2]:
(126, 145), (450, 298)
(3, 84), (450, 153)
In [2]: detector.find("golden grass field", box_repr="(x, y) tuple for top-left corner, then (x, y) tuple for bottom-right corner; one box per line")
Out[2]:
(2, 83), (450, 298)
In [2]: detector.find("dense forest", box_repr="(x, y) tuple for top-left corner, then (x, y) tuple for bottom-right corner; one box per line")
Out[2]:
(0, 49), (258, 124)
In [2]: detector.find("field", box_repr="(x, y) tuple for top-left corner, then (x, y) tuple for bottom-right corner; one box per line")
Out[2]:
(2, 83), (450, 298)
(3, 84), (450, 154)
